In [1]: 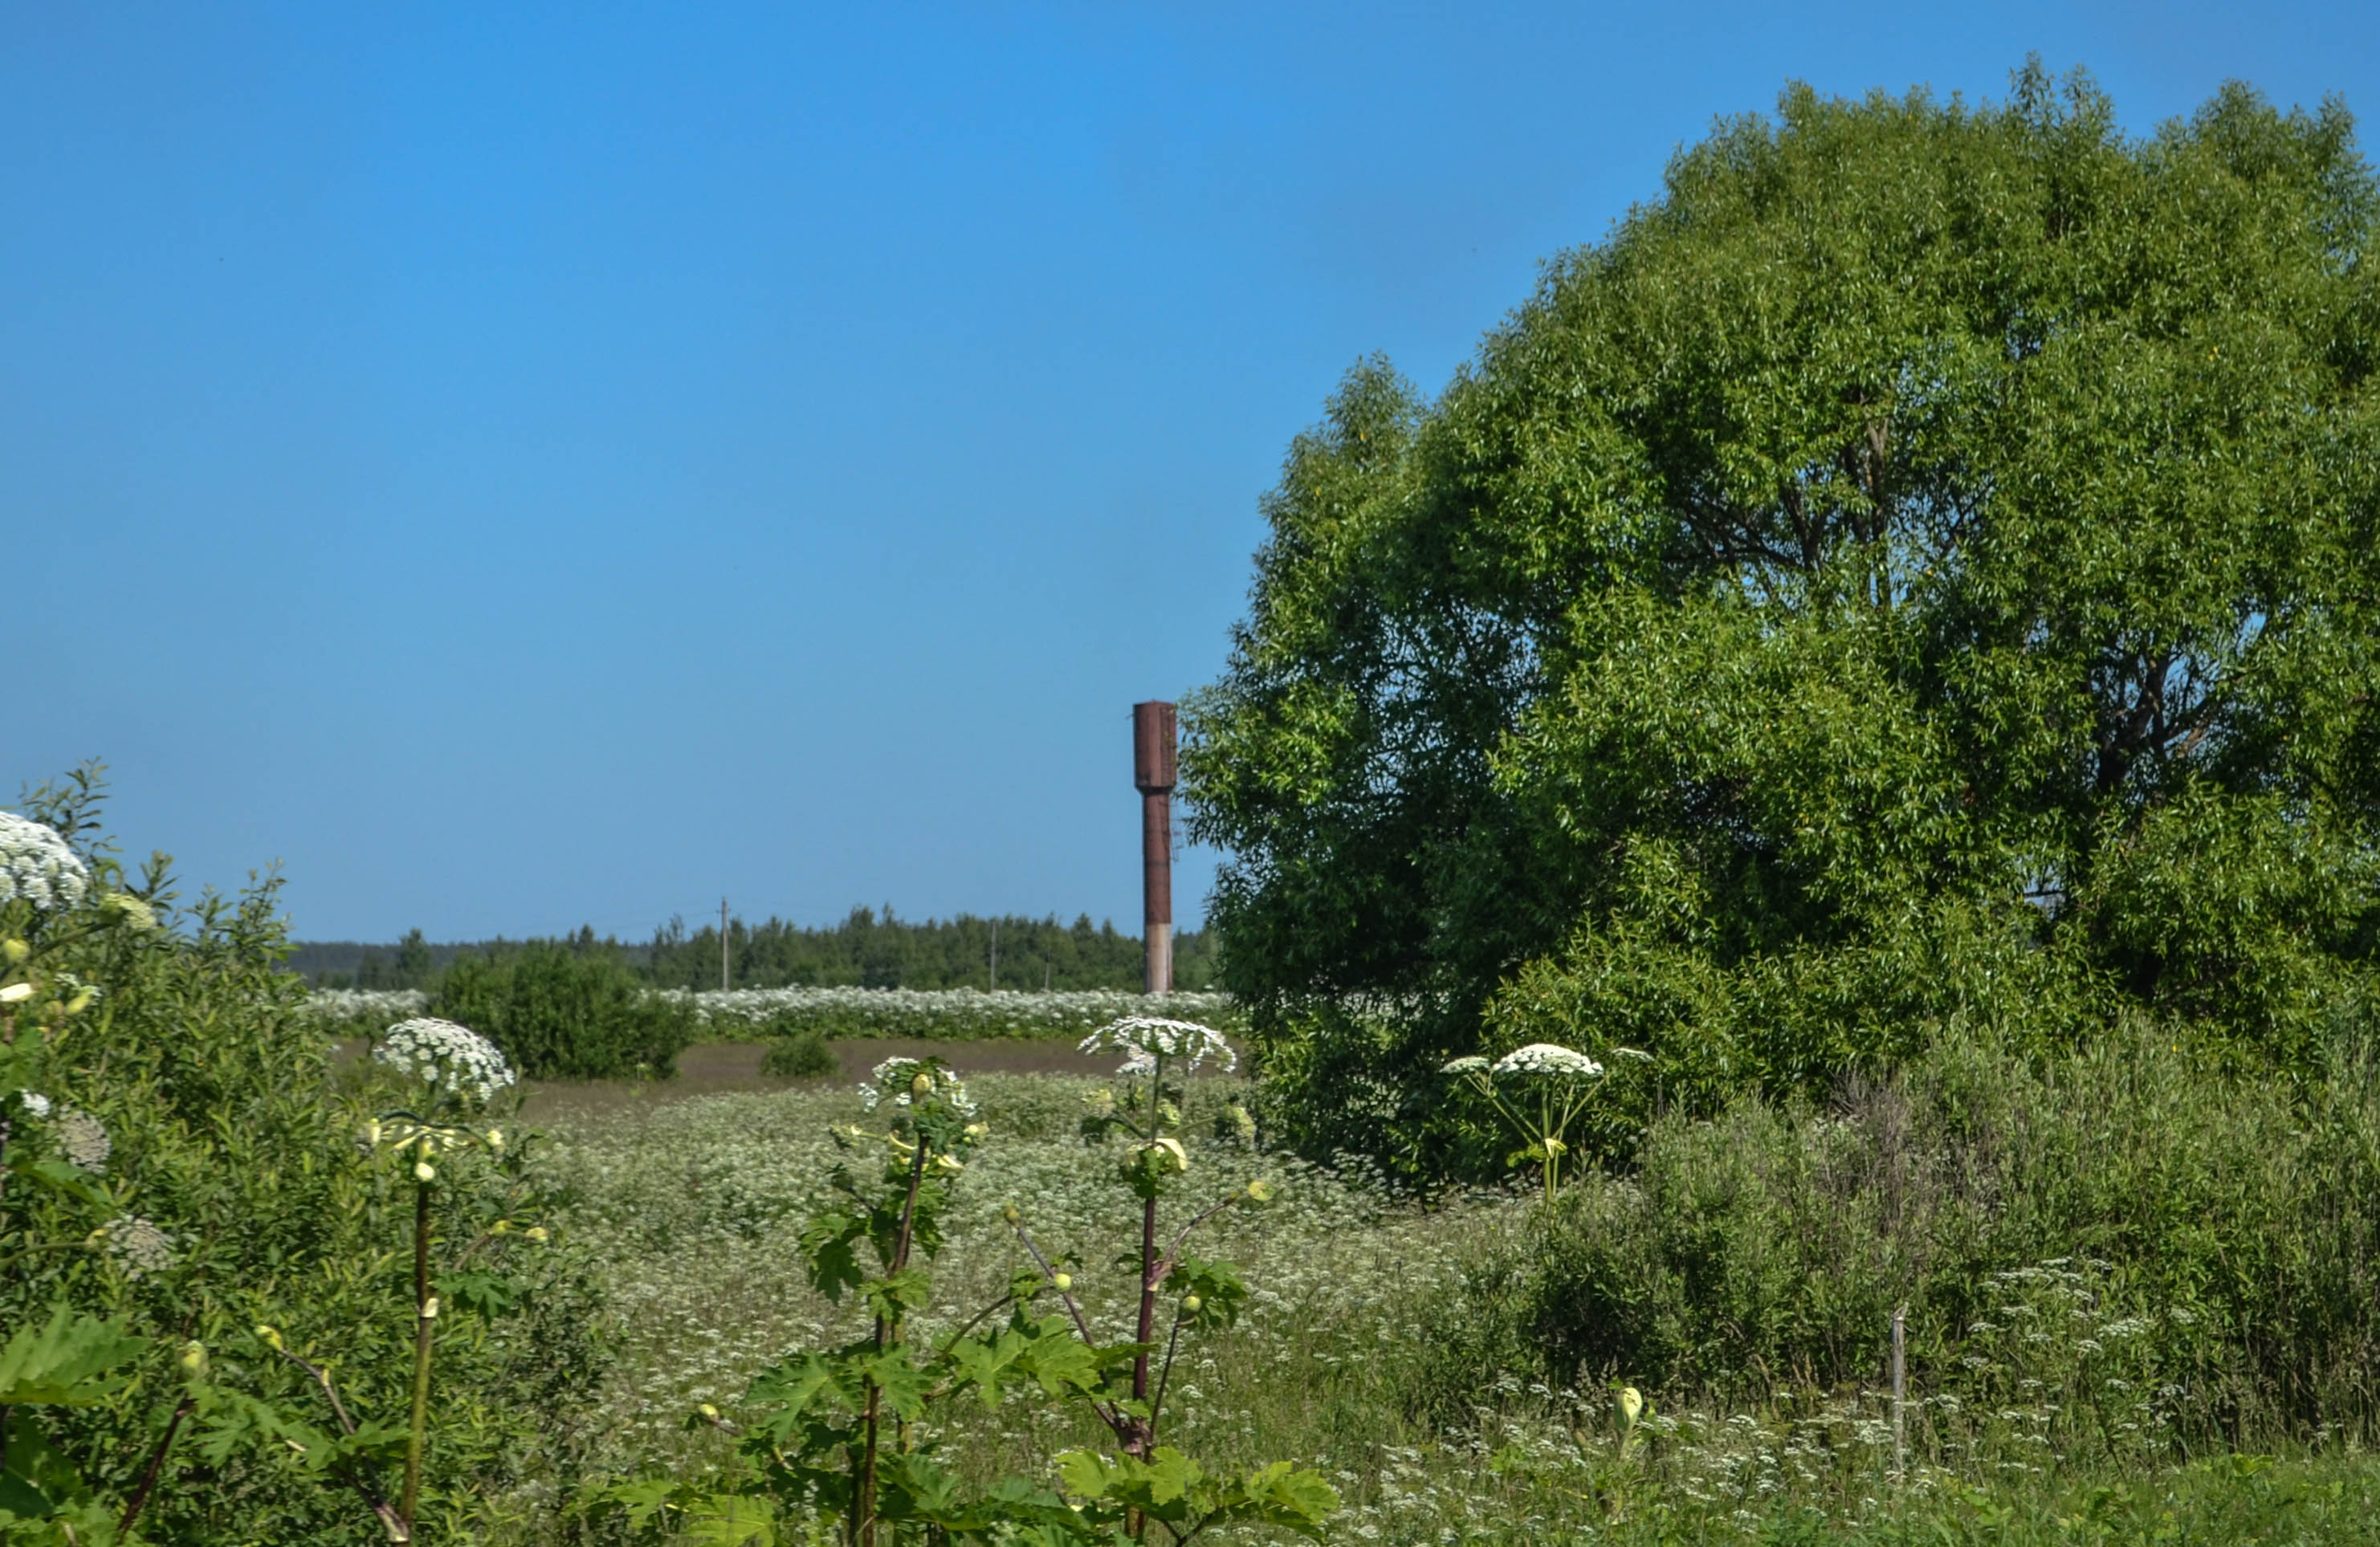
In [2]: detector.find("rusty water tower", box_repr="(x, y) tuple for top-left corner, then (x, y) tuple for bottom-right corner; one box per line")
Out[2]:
(1132, 701), (1177, 993)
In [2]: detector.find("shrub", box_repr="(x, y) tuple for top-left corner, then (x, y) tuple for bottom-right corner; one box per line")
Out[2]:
(1402, 1020), (2380, 1453)
(756, 1029), (837, 1079)
(1, 771), (608, 1544)
(434, 939), (695, 1079)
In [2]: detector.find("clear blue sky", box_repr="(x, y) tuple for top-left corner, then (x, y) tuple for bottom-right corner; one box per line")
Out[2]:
(6, 2), (2375, 942)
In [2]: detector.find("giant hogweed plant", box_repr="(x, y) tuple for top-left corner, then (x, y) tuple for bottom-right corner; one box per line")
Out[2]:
(613, 1020), (1336, 1545)
(1441, 1043), (1648, 1199)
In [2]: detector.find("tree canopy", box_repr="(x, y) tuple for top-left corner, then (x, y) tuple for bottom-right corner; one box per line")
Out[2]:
(1184, 66), (2380, 1162)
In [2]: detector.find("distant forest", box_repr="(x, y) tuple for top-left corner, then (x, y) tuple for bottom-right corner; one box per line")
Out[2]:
(289, 908), (1221, 992)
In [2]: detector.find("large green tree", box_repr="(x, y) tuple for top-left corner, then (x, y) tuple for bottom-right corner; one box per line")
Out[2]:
(1184, 66), (2380, 1166)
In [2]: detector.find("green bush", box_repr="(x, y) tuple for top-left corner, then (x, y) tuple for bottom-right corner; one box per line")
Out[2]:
(756, 1029), (837, 1079)
(1, 771), (608, 1544)
(1404, 1020), (2380, 1453)
(435, 939), (694, 1080)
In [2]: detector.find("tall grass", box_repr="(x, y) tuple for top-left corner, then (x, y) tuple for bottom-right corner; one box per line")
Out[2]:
(535, 1032), (2380, 1544)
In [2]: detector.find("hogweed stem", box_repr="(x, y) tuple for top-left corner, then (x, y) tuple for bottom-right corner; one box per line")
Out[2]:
(401, 1176), (434, 1534)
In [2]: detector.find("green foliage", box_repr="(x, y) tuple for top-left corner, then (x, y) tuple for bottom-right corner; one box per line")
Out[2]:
(613, 1037), (1335, 1545)
(1402, 1022), (2380, 1451)
(0, 769), (608, 1545)
(646, 908), (1225, 992)
(437, 938), (696, 1079)
(758, 1030), (838, 1079)
(1186, 65), (2380, 1170)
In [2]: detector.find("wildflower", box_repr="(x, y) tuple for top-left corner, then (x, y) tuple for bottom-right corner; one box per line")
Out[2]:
(1491, 1044), (1604, 1079)
(54, 1108), (112, 1172)
(0, 813), (89, 911)
(859, 1057), (976, 1117)
(14, 1089), (51, 1119)
(104, 1216), (176, 1280)
(102, 892), (157, 930)
(1078, 1016), (1237, 1075)
(1441, 1056), (1491, 1075)
(486, 1127), (505, 1152)
(375, 1018), (516, 1106)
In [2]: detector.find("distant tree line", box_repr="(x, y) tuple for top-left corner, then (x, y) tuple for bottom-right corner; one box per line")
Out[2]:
(291, 909), (1220, 992)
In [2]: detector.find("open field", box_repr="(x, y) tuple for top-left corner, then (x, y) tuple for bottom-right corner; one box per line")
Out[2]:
(516, 1048), (2380, 1545)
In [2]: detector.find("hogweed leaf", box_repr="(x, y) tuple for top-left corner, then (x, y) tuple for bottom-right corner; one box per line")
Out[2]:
(0, 1303), (145, 1406)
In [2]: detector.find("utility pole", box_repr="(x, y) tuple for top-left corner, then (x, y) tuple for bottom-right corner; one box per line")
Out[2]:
(1132, 702), (1177, 994)
(719, 898), (730, 993)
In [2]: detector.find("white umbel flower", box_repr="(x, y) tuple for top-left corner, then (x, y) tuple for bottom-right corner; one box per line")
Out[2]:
(0, 813), (89, 911)
(53, 1107), (112, 1171)
(1078, 1016), (1237, 1075)
(860, 1056), (977, 1117)
(103, 1215), (176, 1280)
(375, 1018), (517, 1105)
(14, 1089), (52, 1119)
(1490, 1043), (1604, 1078)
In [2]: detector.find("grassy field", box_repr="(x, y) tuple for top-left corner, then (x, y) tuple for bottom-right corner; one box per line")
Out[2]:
(522, 1050), (2380, 1545)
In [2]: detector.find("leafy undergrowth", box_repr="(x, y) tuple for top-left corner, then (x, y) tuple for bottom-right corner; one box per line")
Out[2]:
(538, 1073), (2380, 1545)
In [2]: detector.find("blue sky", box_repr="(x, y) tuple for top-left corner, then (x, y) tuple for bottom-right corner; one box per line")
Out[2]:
(6, 2), (2376, 942)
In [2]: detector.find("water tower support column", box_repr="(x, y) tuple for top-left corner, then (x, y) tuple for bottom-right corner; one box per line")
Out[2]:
(1132, 701), (1177, 994)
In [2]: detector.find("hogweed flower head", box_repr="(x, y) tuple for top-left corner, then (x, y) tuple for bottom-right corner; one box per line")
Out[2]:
(102, 892), (157, 931)
(53, 1107), (112, 1171)
(14, 1089), (52, 1119)
(104, 1215), (176, 1280)
(860, 1056), (977, 1117)
(1078, 1016), (1237, 1075)
(0, 813), (89, 911)
(376, 1017), (516, 1106)
(1490, 1043), (1604, 1079)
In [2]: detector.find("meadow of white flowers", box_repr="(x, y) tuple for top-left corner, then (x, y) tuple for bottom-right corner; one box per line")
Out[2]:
(524, 1073), (2165, 1545)
(309, 984), (1239, 1042)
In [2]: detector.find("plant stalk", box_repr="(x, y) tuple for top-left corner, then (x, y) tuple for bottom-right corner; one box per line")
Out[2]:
(856, 1130), (931, 1547)
(118, 1395), (194, 1533)
(401, 1178), (434, 1536)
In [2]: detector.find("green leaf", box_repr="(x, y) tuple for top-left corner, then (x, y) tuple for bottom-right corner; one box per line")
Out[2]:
(6, 1158), (112, 1207)
(0, 1304), (145, 1406)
